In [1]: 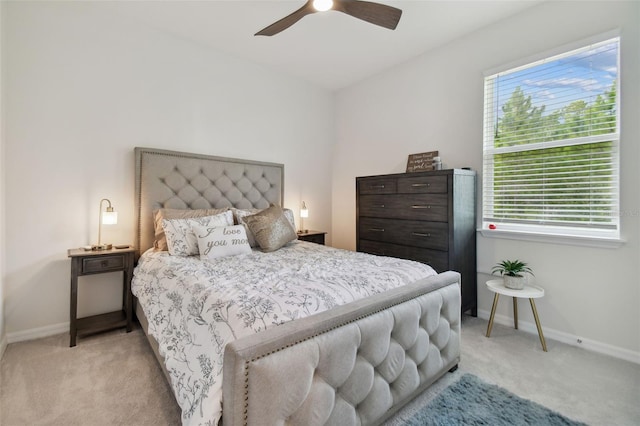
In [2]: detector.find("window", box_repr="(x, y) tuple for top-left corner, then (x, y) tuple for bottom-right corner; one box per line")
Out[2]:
(482, 37), (620, 243)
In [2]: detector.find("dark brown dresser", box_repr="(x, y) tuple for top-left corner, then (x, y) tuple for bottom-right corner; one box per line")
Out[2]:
(356, 169), (477, 315)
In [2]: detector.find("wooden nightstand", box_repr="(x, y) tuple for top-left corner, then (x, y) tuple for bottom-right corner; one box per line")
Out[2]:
(297, 230), (327, 245)
(67, 247), (135, 347)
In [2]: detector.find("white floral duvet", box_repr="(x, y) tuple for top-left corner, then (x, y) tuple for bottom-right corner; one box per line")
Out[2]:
(131, 240), (437, 426)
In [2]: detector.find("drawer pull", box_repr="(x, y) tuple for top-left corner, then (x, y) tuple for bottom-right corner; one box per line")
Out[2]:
(371, 185), (385, 189)
(376, 204), (385, 208)
(369, 228), (385, 232)
(101, 260), (109, 268)
(411, 205), (431, 209)
(412, 232), (431, 237)
(412, 183), (430, 187)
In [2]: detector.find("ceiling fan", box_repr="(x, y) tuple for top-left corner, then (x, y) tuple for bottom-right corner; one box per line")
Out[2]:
(255, 0), (402, 36)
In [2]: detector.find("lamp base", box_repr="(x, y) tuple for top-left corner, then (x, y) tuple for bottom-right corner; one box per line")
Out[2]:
(91, 243), (113, 251)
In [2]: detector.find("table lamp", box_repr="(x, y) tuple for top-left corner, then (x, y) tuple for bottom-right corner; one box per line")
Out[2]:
(92, 198), (118, 250)
(299, 201), (309, 234)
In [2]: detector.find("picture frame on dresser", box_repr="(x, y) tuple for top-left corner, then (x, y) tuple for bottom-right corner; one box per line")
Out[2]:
(356, 168), (477, 315)
(406, 150), (438, 172)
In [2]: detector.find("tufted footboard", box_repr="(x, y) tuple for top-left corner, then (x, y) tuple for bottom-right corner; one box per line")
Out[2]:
(223, 271), (461, 426)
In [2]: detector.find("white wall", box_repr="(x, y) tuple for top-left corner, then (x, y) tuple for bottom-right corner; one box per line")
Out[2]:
(4, 1), (639, 364)
(0, 0), (6, 357)
(3, 2), (334, 338)
(333, 1), (640, 360)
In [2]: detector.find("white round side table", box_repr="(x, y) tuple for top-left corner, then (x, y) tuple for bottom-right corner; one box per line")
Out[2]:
(485, 279), (548, 352)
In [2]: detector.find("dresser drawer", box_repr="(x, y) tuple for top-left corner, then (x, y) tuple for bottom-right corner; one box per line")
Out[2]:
(359, 240), (449, 272)
(359, 218), (449, 251)
(358, 177), (397, 195)
(358, 194), (448, 222)
(397, 175), (448, 194)
(82, 255), (125, 274)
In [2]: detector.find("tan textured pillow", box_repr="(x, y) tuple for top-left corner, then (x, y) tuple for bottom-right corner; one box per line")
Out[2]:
(234, 208), (296, 248)
(243, 205), (297, 252)
(153, 207), (229, 251)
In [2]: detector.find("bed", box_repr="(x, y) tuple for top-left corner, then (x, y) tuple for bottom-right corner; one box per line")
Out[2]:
(132, 147), (462, 426)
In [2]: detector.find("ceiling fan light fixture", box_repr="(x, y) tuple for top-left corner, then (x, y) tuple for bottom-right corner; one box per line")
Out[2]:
(255, 0), (402, 36)
(313, 0), (333, 12)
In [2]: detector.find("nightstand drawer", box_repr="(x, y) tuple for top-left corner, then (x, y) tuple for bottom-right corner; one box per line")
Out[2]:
(82, 255), (125, 274)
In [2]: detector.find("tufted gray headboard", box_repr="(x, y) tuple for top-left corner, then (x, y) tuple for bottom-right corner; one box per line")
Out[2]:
(134, 147), (284, 255)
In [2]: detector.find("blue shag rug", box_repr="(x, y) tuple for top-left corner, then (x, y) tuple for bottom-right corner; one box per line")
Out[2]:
(405, 374), (587, 426)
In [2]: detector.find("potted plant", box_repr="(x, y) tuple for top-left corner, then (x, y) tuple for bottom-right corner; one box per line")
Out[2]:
(491, 259), (533, 290)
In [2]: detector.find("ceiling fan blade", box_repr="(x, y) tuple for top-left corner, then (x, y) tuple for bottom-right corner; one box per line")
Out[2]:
(255, 1), (317, 36)
(335, 0), (402, 30)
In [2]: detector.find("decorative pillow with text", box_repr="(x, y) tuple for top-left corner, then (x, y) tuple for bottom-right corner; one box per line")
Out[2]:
(153, 207), (230, 251)
(192, 224), (252, 260)
(162, 211), (234, 256)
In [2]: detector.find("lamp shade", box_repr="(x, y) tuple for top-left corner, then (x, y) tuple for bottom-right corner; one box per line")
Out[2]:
(102, 210), (118, 225)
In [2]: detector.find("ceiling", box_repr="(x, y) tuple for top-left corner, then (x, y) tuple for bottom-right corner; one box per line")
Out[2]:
(104, 0), (542, 91)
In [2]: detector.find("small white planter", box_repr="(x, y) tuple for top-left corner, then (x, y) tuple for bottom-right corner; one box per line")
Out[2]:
(504, 275), (526, 290)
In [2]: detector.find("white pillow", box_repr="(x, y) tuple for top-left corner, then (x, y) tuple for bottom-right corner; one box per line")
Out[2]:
(162, 211), (233, 256)
(232, 208), (260, 247)
(192, 224), (251, 260)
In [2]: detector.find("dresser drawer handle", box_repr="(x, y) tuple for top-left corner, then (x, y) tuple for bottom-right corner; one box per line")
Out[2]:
(369, 228), (385, 232)
(411, 205), (431, 209)
(376, 204), (385, 208)
(412, 183), (430, 187)
(101, 260), (109, 268)
(412, 232), (431, 237)
(371, 185), (385, 189)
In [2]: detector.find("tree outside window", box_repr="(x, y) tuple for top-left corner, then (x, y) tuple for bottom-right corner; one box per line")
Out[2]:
(483, 37), (620, 240)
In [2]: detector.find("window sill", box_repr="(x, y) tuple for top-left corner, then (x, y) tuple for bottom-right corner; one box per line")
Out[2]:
(478, 229), (625, 249)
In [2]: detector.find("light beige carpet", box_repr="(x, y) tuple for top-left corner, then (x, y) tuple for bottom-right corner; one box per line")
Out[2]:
(0, 326), (181, 426)
(2, 317), (639, 425)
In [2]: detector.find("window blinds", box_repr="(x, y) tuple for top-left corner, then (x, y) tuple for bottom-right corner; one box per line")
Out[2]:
(483, 37), (620, 238)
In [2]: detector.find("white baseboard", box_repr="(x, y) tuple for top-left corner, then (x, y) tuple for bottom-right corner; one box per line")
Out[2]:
(4, 314), (640, 365)
(477, 309), (640, 365)
(0, 334), (7, 360)
(6, 322), (69, 344)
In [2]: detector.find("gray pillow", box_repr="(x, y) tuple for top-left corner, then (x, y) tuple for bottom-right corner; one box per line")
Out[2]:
(243, 205), (297, 252)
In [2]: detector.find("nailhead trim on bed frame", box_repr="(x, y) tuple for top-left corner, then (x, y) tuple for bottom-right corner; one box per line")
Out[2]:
(239, 283), (459, 426)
